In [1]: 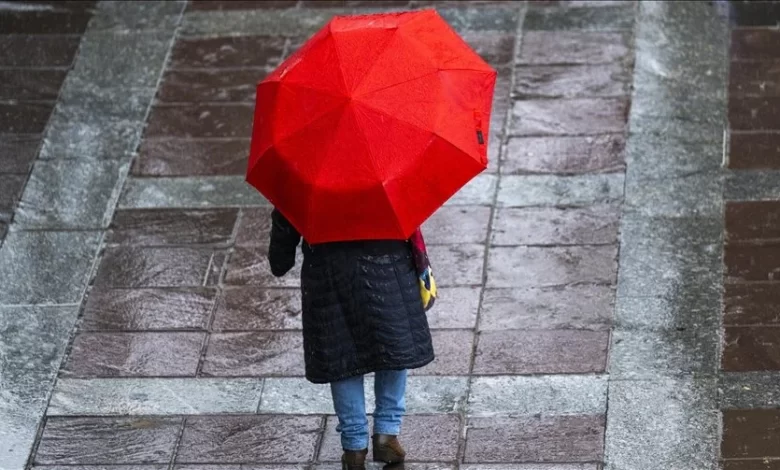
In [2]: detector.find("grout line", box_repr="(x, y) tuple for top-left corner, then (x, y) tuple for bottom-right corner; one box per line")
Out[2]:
(168, 418), (187, 470)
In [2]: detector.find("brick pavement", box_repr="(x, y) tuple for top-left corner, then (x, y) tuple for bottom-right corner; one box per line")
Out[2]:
(0, 1), (766, 469)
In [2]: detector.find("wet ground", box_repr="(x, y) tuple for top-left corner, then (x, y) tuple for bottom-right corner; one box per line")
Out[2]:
(1, 0), (780, 469)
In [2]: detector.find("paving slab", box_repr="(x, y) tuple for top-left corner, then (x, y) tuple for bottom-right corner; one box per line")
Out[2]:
(88, 0), (185, 32)
(497, 174), (624, 207)
(0, 306), (79, 470)
(0, 231), (101, 305)
(48, 378), (263, 415)
(604, 378), (718, 470)
(119, 176), (269, 209)
(15, 159), (128, 229)
(468, 375), (607, 416)
(720, 372), (780, 410)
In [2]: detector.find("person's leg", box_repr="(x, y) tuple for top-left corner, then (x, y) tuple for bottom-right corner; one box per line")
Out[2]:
(372, 369), (407, 463)
(373, 369), (407, 435)
(331, 374), (369, 451)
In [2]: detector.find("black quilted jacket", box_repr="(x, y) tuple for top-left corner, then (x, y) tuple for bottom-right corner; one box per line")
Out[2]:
(268, 209), (435, 384)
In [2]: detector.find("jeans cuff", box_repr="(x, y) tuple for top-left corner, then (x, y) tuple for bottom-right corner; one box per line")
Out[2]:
(373, 424), (401, 436)
(341, 436), (369, 451)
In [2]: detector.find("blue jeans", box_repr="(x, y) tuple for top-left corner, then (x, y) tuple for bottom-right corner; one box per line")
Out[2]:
(330, 369), (407, 451)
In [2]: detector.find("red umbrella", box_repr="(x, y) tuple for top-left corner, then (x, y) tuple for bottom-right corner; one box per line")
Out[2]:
(247, 9), (497, 244)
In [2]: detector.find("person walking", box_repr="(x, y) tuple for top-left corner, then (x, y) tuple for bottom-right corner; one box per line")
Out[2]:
(268, 208), (437, 469)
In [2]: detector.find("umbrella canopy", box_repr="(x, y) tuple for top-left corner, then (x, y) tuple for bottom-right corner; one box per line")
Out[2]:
(247, 9), (497, 243)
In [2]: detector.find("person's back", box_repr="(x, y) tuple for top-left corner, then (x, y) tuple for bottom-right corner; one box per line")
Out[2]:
(268, 208), (435, 469)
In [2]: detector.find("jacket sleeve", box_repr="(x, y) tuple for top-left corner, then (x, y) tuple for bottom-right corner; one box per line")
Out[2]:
(268, 208), (301, 277)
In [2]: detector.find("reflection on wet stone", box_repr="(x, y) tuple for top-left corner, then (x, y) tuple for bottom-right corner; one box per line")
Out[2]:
(202, 332), (305, 376)
(94, 246), (224, 287)
(511, 98), (627, 136)
(518, 31), (630, 65)
(504, 135), (625, 175)
(235, 207), (274, 246)
(176, 416), (322, 463)
(492, 205), (620, 246)
(423, 206), (490, 245)
(524, 4), (635, 31)
(63, 332), (204, 377)
(107, 209), (239, 246)
(224, 247), (302, 287)
(410, 330), (473, 376)
(35, 417), (181, 465)
(170, 36), (286, 69)
(212, 287), (302, 331)
(134, 138), (250, 176)
(81, 288), (216, 331)
(426, 244), (485, 286)
(514, 64), (630, 99)
(145, 104), (253, 138)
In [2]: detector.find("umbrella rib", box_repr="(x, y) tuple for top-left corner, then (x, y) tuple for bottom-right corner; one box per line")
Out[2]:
(327, 22), (351, 96)
(349, 26), (400, 93)
(351, 106), (406, 238)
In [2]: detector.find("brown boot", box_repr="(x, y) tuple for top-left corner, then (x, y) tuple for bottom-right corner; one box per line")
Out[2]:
(372, 434), (406, 463)
(341, 449), (367, 470)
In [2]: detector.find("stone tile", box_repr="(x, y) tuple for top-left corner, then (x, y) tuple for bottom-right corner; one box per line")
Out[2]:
(426, 244), (485, 286)
(0, 221), (6, 240)
(202, 331), (304, 377)
(625, 133), (722, 176)
(107, 209), (238, 245)
(730, 60), (780, 98)
(730, 0), (780, 27)
(159, 68), (265, 104)
(120, 176), (268, 209)
(726, 171), (780, 201)
(729, 97), (780, 131)
(300, 0), (409, 6)
(180, 8), (335, 37)
(474, 330), (609, 374)
(93, 246), (224, 288)
(480, 285), (613, 331)
(425, 287), (480, 329)
(461, 32), (515, 68)
(725, 244), (780, 283)
(492, 205), (620, 246)
(727, 201), (780, 243)
(631, 80), (726, 126)
(411, 330), (473, 376)
(502, 134), (624, 175)
(316, 464), (453, 470)
(145, 104), (253, 138)
(88, 0), (184, 31)
(510, 98), (627, 136)
(0, 174), (26, 216)
(177, 416), (322, 463)
(720, 372), (780, 409)
(465, 415), (605, 463)
(0, 231), (101, 304)
(609, 328), (719, 378)
(525, 4), (634, 30)
(260, 376), (467, 415)
(616, 216), (722, 298)
(438, 6), (519, 33)
(729, 132), (780, 170)
(70, 32), (172, 88)
(724, 284), (780, 326)
(518, 31), (630, 65)
(445, 174), (497, 206)
(170, 36), (286, 69)
(614, 292), (720, 331)
(732, 29), (780, 61)
(48, 378), (263, 416)
(212, 287), (302, 331)
(32, 465), (168, 470)
(497, 174), (624, 207)
(189, 0), (298, 9)
(0, 10), (92, 34)
(0, 134), (40, 174)
(63, 332), (205, 377)
(514, 64), (630, 99)
(0, 69), (66, 101)
(723, 327), (780, 372)
(41, 88), (155, 160)
(80, 288), (216, 331)
(721, 462), (780, 470)
(224, 247), (302, 287)
(134, 138), (250, 176)
(0, 35), (81, 67)
(0, 101), (53, 134)
(319, 415), (460, 462)
(468, 375), (608, 416)
(235, 207), (274, 246)
(15, 159), (127, 229)
(723, 409), (780, 458)
(423, 206), (490, 245)
(0, 306), (79, 470)
(35, 417), (181, 465)
(604, 378), (718, 470)
(461, 466), (597, 470)
(630, 115), (724, 143)
(487, 245), (617, 288)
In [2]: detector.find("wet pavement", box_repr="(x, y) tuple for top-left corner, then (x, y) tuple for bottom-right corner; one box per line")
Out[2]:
(1, 0), (780, 469)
